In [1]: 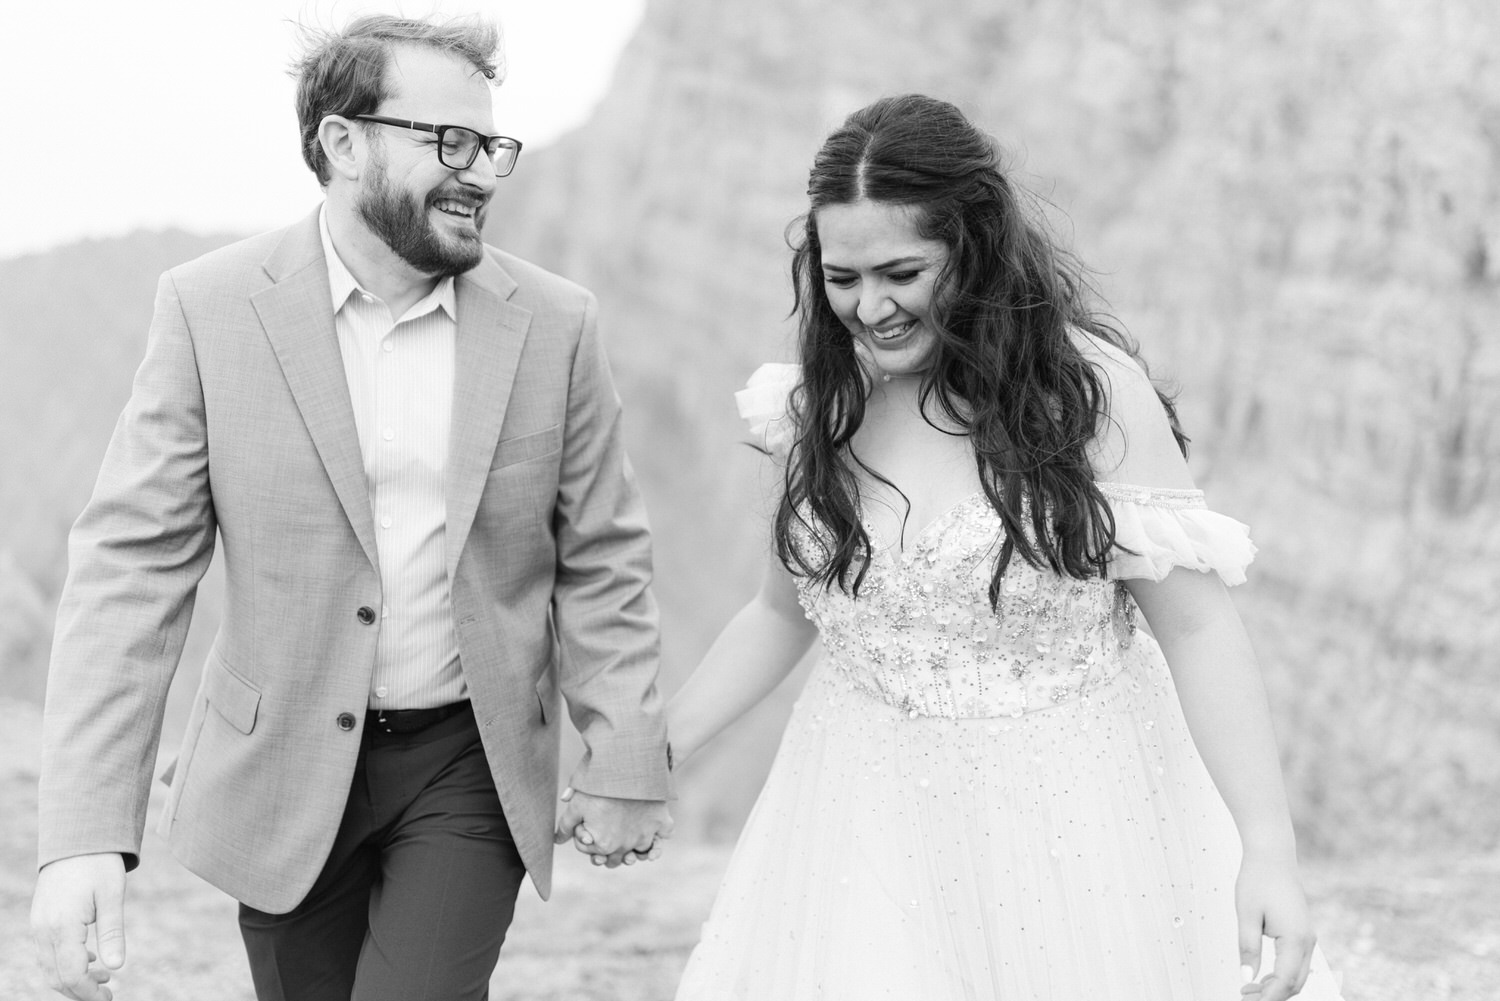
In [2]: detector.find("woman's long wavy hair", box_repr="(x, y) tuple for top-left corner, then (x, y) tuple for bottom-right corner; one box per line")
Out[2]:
(775, 94), (1187, 607)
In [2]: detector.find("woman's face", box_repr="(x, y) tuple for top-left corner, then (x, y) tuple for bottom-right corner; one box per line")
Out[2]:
(816, 199), (951, 379)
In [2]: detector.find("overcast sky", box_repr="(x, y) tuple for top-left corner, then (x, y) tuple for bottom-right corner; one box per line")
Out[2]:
(0, 0), (644, 259)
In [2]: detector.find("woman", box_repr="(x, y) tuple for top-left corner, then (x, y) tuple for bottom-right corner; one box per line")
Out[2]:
(662, 95), (1343, 999)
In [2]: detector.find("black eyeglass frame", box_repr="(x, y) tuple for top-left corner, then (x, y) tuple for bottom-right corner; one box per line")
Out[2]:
(351, 115), (523, 177)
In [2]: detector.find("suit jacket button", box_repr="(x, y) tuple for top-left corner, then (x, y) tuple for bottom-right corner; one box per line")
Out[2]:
(356, 606), (377, 624)
(337, 712), (357, 731)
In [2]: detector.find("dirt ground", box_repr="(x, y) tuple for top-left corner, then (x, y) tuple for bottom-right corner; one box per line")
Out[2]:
(4, 698), (1495, 1000)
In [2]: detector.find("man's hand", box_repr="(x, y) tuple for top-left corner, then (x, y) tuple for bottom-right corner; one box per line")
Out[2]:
(31, 853), (127, 1000)
(553, 788), (672, 868)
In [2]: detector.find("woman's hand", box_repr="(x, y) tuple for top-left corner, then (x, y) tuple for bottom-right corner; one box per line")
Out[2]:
(1236, 851), (1316, 999)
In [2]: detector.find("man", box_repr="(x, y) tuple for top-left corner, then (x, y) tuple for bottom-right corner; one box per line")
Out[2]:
(31, 14), (672, 1000)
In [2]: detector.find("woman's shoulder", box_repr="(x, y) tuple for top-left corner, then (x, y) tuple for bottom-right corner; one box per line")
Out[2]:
(1068, 328), (1190, 487)
(1069, 328), (1156, 404)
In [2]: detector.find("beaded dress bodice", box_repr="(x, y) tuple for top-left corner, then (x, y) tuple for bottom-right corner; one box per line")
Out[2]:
(795, 486), (1187, 721)
(742, 361), (1255, 723)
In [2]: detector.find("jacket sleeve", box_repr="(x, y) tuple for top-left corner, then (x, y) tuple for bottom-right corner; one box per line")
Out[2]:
(38, 270), (217, 871)
(549, 291), (672, 801)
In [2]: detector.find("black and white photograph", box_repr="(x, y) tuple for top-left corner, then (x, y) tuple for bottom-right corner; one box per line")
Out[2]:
(2, 1), (1497, 999)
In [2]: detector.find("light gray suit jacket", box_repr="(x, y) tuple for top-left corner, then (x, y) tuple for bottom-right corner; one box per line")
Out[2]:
(38, 208), (671, 911)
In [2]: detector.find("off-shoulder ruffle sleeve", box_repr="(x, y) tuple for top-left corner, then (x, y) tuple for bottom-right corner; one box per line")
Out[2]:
(734, 362), (801, 456)
(1098, 482), (1257, 586)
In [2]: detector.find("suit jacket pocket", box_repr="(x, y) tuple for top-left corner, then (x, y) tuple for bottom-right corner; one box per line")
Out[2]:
(490, 424), (562, 470)
(203, 653), (262, 735)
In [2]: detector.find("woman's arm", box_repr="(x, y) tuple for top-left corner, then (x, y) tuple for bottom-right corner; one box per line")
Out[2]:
(1127, 569), (1316, 1000)
(667, 553), (819, 766)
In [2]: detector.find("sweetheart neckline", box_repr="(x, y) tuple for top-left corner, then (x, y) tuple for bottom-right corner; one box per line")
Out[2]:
(863, 489), (994, 560)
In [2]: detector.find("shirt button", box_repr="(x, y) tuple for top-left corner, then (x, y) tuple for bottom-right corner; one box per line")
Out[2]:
(360, 293), (375, 304)
(374, 686), (389, 699)
(382, 428), (394, 441)
(356, 606), (377, 624)
(380, 516), (392, 529)
(336, 712), (357, 731)
(382, 341), (394, 353)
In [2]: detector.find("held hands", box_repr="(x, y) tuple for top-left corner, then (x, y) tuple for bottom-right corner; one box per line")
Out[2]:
(31, 853), (127, 1001)
(1236, 852), (1316, 1001)
(554, 787), (673, 868)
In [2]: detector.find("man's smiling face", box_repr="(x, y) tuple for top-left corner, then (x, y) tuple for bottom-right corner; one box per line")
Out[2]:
(354, 44), (498, 277)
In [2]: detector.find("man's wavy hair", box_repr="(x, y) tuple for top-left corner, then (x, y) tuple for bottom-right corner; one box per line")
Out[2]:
(290, 14), (503, 186)
(776, 94), (1188, 607)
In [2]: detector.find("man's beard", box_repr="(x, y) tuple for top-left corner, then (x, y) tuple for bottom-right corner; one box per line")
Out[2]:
(356, 163), (487, 278)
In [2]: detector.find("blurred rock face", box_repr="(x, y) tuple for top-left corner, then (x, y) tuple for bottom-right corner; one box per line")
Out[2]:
(484, 0), (1500, 856)
(5, 1), (1495, 858)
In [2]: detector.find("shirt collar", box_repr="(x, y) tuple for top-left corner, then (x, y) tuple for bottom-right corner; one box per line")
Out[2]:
(318, 204), (457, 321)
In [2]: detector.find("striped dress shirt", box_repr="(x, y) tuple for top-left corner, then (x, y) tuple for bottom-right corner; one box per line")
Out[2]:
(320, 208), (466, 709)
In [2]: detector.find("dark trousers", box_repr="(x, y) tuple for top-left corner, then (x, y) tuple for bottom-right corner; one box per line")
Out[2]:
(239, 704), (526, 1001)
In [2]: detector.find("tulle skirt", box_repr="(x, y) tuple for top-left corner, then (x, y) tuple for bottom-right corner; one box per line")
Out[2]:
(676, 641), (1344, 1000)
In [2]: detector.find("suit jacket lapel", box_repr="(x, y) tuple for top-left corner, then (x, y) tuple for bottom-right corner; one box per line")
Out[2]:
(446, 252), (530, 575)
(251, 211), (380, 572)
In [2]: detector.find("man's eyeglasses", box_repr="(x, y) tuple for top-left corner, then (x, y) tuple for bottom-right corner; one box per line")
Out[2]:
(352, 115), (523, 177)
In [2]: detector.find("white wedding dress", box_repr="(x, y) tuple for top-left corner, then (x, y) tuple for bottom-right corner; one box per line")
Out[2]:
(674, 364), (1344, 1000)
